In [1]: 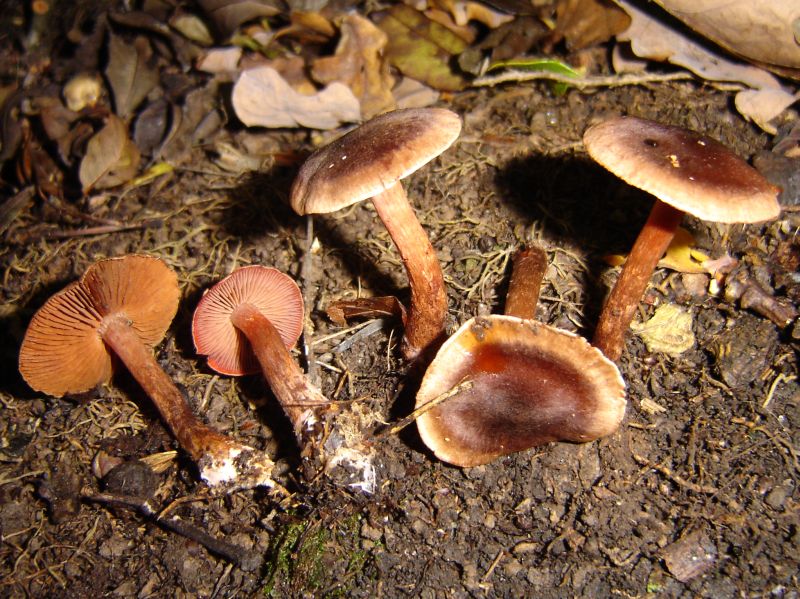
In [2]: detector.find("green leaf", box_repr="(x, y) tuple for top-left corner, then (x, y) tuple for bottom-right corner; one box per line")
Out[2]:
(488, 57), (582, 94)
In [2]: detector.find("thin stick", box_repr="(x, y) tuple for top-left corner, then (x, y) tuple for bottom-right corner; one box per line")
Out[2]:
(82, 489), (263, 571)
(473, 70), (695, 89)
(377, 380), (474, 438)
(302, 215), (318, 384)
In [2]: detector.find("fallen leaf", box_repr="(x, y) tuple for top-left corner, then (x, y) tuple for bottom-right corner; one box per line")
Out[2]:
(170, 11), (215, 46)
(231, 66), (361, 129)
(631, 303), (695, 356)
(79, 114), (142, 192)
(458, 16), (549, 75)
(422, 8), (478, 43)
(432, 0), (515, 28)
(605, 228), (710, 273)
(392, 77), (440, 109)
(18, 120), (64, 199)
(555, 0), (631, 50)
(105, 34), (160, 120)
(488, 57), (583, 94)
(196, 46), (243, 73)
(657, 227), (710, 274)
(655, 0), (800, 71)
(377, 5), (469, 91)
(733, 88), (800, 135)
(158, 84), (218, 163)
(326, 296), (407, 326)
(133, 98), (172, 156)
(613, 0), (798, 132)
(311, 14), (396, 119)
(197, 0), (281, 38)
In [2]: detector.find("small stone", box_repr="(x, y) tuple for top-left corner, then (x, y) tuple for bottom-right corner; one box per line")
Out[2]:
(360, 522), (383, 542)
(765, 485), (790, 510)
(503, 557), (524, 577)
(661, 529), (717, 582)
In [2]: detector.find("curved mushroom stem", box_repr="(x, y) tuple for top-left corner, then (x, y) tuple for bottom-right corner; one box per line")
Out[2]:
(101, 316), (277, 490)
(229, 303), (331, 444)
(504, 246), (548, 320)
(592, 200), (685, 361)
(371, 183), (447, 363)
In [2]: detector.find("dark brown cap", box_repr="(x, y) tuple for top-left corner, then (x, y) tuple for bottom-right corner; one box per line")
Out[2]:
(19, 255), (180, 397)
(415, 315), (626, 467)
(192, 266), (304, 376)
(290, 108), (462, 215)
(583, 116), (780, 223)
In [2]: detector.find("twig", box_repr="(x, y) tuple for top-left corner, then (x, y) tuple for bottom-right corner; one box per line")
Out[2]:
(763, 374), (797, 409)
(482, 549), (505, 583)
(19, 218), (162, 241)
(631, 453), (717, 494)
(302, 215), (319, 385)
(81, 489), (263, 571)
(373, 380), (474, 440)
(472, 70), (695, 89)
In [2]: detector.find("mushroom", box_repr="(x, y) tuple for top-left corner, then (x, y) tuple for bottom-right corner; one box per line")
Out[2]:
(290, 107), (462, 362)
(18, 255), (276, 490)
(192, 266), (331, 447)
(193, 266), (377, 487)
(584, 116), (781, 361)
(415, 246), (626, 467)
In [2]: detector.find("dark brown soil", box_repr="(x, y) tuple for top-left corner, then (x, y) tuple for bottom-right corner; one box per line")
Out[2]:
(1, 16), (799, 598)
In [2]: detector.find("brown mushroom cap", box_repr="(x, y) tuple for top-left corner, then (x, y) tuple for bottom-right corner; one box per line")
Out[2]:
(19, 255), (180, 397)
(290, 107), (462, 215)
(583, 116), (781, 223)
(415, 315), (626, 467)
(192, 266), (304, 376)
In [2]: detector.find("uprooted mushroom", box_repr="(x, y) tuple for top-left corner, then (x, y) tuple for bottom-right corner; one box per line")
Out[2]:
(414, 246), (627, 467)
(18, 254), (277, 491)
(193, 265), (376, 491)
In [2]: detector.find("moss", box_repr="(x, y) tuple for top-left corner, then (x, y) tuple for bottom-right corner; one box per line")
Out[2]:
(263, 511), (375, 597)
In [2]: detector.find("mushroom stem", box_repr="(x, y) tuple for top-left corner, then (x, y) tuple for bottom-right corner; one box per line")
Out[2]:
(371, 183), (447, 362)
(592, 200), (685, 361)
(230, 302), (330, 443)
(101, 316), (234, 461)
(504, 246), (548, 320)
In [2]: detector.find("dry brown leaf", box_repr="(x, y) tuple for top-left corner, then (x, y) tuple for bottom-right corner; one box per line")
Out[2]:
(656, 0), (800, 70)
(555, 0), (631, 50)
(196, 47), (243, 73)
(79, 114), (141, 192)
(326, 296), (407, 327)
(432, 0), (514, 27)
(311, 14), (396, 119)
(197, 0), (281, 38)
(232, 66), (361, 129)
(392, 77), (441, 109)
(377, 5), (469, 91)
(614, 0), (799, 133)
(105, 34), (159, 120)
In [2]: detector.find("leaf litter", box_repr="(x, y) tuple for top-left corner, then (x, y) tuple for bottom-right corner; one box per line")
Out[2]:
(0, 0), (798, 596)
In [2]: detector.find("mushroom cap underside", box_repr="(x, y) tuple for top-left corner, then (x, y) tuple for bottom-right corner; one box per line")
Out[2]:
(192, 265), (304, 376)
(415, 316), (626, 467)
(290, 107), (462, 215)
(19, 255), (180, 397)
(583, 116), (780, 223)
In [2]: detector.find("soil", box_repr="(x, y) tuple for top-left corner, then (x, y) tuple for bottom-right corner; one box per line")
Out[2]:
(1, 19), (799, 599)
